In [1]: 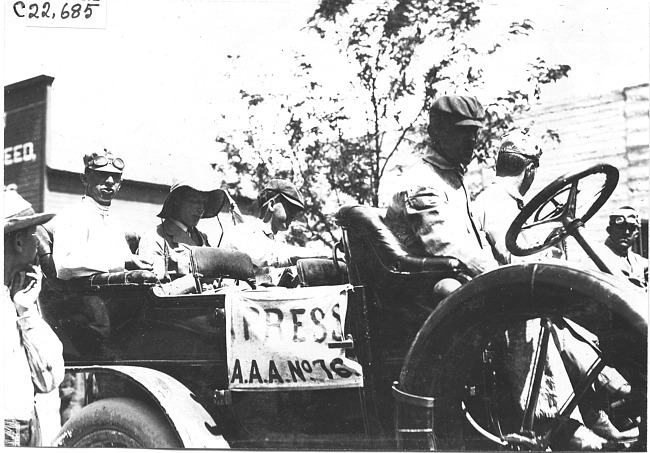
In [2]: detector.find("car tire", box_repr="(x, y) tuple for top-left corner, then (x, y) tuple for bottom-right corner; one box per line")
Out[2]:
(53, 397), (182, 448)
(396, 265), (647, 451)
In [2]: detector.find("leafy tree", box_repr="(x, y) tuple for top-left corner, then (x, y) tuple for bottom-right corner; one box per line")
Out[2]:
(215, 0), (570, 247)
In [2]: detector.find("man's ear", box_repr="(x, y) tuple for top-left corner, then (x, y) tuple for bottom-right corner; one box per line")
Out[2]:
(606, 225), (611, 235)
(268, 198), (280, 213)
(11, 230), (24, 253)
(80, 173), (88, 185)
(261, 202), (273, 223)
(524, 163), (536, 177)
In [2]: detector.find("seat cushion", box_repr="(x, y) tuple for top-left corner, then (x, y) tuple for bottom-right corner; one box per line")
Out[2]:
(190, 246), (255, 282)
(83, 270), (159, 286)
(296, 258), (349, 287)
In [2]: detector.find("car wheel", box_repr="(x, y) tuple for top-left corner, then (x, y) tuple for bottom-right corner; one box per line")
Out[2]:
(54, 397), (182, 448)
(396, 271), (646, 451)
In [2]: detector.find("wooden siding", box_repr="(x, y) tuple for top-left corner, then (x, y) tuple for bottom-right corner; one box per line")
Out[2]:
(4, 76), (53, 212)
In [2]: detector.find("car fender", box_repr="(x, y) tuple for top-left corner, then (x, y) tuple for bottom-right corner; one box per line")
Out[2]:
(67, 365), (229, 449)
(413, 261), (647, 353)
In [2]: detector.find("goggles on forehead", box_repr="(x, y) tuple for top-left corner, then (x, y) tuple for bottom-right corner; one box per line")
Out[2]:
(88, 155), (125, 171)
(610, 214), (640, 227)
(500, 151), (540, 168)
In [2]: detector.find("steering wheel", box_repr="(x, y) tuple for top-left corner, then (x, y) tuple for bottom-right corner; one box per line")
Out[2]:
(505, 164), (619, 256)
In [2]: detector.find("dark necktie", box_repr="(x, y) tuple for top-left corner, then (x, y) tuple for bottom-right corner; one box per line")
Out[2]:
(189, 228), (201, 245)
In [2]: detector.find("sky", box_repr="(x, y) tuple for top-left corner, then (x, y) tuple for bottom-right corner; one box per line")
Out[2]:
(3, 0), (649, 186)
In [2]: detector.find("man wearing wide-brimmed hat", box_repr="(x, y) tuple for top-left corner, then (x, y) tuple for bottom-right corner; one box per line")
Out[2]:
(4, 189), (64, 446)
(137, 175), (230, 279)
(224, 178), (327, 286)
(50, 149), (153, 280)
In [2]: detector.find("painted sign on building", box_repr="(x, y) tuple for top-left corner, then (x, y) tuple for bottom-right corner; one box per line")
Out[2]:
(4, 75), (53, 212)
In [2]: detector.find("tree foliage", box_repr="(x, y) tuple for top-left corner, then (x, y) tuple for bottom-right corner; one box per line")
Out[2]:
(215, 0), (570, 247)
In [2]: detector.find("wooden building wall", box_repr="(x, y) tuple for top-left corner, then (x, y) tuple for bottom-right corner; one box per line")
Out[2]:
(4, 75), (53, 212)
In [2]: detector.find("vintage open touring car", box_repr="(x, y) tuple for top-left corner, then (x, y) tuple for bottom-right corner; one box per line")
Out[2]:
(35, 163), (646, 450)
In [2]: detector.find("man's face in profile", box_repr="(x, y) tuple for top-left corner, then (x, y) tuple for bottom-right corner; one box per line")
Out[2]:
(435, 124), (480, 167)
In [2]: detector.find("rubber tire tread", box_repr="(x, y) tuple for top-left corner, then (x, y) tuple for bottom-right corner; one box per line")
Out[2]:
(54, 397), (182, 448)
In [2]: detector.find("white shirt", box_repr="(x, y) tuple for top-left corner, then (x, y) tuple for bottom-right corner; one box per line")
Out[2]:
(51, 197), (132, 279)
(3, 286), (64, 421)
(3, 287), (35, 420)
(223, 218), (325, 285)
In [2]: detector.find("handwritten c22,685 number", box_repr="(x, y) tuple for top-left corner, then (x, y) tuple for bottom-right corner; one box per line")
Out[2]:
(13, 1), (100, 20)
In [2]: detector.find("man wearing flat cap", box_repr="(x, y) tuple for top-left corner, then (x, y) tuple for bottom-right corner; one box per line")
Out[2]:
(138, 175), (230, 279)
(51, 149), (153, 279)
(602, 206), (647, 288)
(4, 189), (64, 446)
(384, 94), (498, 280)
(224, 178), (326, 285)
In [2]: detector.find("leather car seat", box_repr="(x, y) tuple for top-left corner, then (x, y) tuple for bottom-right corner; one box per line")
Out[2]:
(335, 205), (468, 284)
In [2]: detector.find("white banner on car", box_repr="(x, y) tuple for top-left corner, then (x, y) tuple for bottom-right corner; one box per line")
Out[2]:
(225, 284), (363, 391)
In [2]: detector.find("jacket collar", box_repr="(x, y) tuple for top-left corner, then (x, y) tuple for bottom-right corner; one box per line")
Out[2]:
(162, 218), (189, 242)
(259, 218), (275, 240)
(494, 179), (524, 205)
(423, 151), (466, 176)
(168, 217), (188, 233)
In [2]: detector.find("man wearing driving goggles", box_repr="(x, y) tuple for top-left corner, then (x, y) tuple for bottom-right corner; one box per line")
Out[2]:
(51, 149), (153, 279)
(49, 149), (153, 344)
(603, 206), (647, 289)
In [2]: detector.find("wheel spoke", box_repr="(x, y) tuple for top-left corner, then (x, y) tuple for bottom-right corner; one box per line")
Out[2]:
(520, 318), (552, 435)
(521, 216), (563, 231)
(539, 356), (607, 449)
(565, 180), (580, 219)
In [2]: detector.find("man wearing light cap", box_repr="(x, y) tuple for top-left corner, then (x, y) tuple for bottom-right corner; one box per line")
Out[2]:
(51, 149), (153, 279)
(384, 94), (498, 278)
(474, 129), (548, 264)
(473, 132), (637, 448)
(225, 178), (326, 285)
(4, 189), (64, 446)
(602, 206), (647, 288)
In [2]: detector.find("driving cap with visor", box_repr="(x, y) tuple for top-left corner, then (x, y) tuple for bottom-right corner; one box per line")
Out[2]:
(83, 149), (124, 174)
(429, 95), (485, 129)
(257, 179), (305, 218)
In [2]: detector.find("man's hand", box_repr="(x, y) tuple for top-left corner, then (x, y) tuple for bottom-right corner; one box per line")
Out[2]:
(12, 264), (42, 316)
(127, 255), (154, 271)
